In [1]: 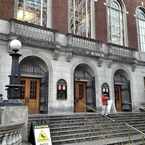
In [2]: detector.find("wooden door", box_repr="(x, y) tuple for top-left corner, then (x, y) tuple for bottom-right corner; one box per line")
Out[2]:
(74, 81), (86, 112)
(20, 78), (40, 114)
(114, 85), (122, 112)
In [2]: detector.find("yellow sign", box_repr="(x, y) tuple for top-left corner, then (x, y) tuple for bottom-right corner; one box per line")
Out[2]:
(34, 125), (52, 145)
(37, 130), (49, 143)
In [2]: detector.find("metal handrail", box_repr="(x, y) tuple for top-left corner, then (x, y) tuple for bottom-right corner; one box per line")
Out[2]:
(125, 123), (145, 137)
(80, 101), (145, 141)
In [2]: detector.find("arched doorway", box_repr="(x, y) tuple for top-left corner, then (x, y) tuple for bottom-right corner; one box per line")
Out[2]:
(20, 56), (48, 114)
(74, 64), (96, 112)
(114, 69), (132, 112)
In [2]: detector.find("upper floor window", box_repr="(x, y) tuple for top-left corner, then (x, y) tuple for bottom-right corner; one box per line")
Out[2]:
(68, 0), (95, 38)
(16, 0), (47, 26)
(107, 0), (127, 45)
(136, 8), (145, 52)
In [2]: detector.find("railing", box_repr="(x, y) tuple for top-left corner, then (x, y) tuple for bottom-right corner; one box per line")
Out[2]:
(67, 33), (104, 57)
(10, 19), (55, 47)
(9, 19), (137, 62)
(108, 43), (136, 60)
(0, 122), (24, 145)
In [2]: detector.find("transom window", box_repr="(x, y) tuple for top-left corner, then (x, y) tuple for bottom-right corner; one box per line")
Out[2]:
(69, 0), (94, 38)
(16, 0), (47, 26)
(136, 8), (145, 52)
(107, 0), (125, 45)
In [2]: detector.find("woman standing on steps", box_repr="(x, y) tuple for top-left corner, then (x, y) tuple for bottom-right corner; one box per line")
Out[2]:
(101, 94), (109, 115)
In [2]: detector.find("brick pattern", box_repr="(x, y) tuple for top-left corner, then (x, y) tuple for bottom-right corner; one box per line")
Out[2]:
(52, 0), (68, 33)
(95, 0), (107, 43)
(124, 0), (144, 49)
(0, 0), (14, 20)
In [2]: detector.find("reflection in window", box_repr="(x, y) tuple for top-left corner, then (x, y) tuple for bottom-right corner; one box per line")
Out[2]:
(16, 0), (47, 26)
(136, 8), (145, 52)
(108, 0), (124, 45)
(69, 0), (92, 37)
(57, 79), (67, 100)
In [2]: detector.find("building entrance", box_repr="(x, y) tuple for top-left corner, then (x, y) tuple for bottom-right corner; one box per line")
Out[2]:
(20, 77), (40, 114)
(114, 70), (132, 112)
(20, 56), (48, 114)
(74, 64), (96, 112)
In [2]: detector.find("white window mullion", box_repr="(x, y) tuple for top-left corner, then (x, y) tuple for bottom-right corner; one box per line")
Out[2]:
(85, 0), (88, 37)
(73, 0), (76, 34)
(23, 0), (26, 21)
(40, 0), (43, 26)
(91, 0), (95, 38)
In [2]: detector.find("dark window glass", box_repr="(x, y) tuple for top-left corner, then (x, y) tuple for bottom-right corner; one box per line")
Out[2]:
(20, 80), (25, 99)
(30, 79), (37, 99)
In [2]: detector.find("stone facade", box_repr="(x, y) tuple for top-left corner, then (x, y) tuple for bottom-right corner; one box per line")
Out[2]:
(0, 1), (145, 114)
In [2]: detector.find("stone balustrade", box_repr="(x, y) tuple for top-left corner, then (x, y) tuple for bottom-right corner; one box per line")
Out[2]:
(67, 33), (104, 57)
(0, 122), (24, 145)
(108, 43), (136, 59)
(9, 19), (137, 62)
(10, 19), (55, 49)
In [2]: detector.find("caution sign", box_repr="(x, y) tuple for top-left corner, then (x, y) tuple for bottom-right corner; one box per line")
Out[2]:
(34, 125), (52, 145)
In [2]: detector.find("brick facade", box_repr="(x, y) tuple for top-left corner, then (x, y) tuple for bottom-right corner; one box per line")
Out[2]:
(52, 0), (68, 33)
(124, 0), (144, 49)
(95, 0), (107, 43)
(1, 0), (145, 49)
(0, 0), (14, 20)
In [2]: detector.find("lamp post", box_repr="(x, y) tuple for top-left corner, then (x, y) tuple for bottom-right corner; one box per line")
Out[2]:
(5, 39), (23, 105)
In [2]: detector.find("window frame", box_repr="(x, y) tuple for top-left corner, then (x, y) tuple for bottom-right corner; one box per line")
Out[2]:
(14, 0), (48, 27)
(106, 0), (128, 46)
(136, 7), (145, 52)
(57, 79), (67, 100)
(68, 0), (95, 38)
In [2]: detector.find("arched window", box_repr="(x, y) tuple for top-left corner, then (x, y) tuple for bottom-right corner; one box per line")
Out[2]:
(101, 83), (110, 99)
(69, 0), (95, 38)
(16, 0), (47, 26)
(57, 79), (67, 100)
(107, 0), (126, 45)
(136, 8), (145, 52)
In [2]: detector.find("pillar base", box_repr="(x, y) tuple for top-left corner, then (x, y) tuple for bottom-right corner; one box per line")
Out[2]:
(0, 105), (28, 141)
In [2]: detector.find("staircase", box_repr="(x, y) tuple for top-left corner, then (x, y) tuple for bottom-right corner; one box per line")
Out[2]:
(28, 113), (145, 145)
(109, 112), (145, 134)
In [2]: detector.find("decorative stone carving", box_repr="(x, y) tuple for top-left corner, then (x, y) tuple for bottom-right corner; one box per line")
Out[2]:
(107, 60), (113, 68)
(53, 50), (59, 60)
(66, 52), (73, 62)
(97, 58), (103, 67)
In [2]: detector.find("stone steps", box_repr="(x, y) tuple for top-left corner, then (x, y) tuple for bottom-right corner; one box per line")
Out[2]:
(28, 113), (145, 145)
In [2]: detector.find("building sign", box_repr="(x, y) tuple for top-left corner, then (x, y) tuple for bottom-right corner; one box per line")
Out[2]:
(34, 125), (52, 145)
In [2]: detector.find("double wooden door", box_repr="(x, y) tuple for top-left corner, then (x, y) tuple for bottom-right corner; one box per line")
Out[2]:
(74, 81), (87, 112)
(20, 78), (40, 114)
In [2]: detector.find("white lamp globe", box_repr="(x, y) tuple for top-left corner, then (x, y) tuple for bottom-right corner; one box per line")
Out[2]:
(9, 39), (22, 51)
